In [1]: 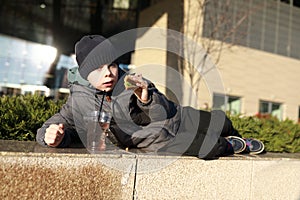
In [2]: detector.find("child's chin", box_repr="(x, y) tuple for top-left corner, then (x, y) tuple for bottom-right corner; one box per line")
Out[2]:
(102, 87), (113, 92)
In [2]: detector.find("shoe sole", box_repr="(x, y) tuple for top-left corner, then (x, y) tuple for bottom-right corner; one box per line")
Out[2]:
(226, 136), (246, 154)
(248, 139), (265, 155)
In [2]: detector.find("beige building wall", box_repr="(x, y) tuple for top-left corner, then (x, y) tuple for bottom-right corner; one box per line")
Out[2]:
(131, 0), (188, 105)
(219, 46), (300, 120)
(131, 0), (300, 122)
(131, 11), (168, 95)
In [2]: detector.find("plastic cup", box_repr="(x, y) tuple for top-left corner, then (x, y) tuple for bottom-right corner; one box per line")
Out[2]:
(84, 111), (112, 152)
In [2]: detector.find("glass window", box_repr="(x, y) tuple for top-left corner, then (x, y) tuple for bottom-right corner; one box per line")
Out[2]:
(212, 93), (226, 110)
(213, 93), (241, 115)
(202, 0), (300, 60)
(0, 35), (57, 86)
(259, 101), (269, 114)
(259, 100), (282, 120)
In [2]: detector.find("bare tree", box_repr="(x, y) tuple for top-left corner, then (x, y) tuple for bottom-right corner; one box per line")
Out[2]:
(172, 0), (263, 106)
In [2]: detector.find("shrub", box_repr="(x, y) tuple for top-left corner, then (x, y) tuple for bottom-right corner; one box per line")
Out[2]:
(0, 95), (65, 141)
(229, 114), (300, 153)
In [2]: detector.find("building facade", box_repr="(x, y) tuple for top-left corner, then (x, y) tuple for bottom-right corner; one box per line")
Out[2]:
(131, 0), (300, 122)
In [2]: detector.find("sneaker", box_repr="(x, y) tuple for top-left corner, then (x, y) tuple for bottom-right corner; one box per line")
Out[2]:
(225, 136), (246, 154)
(244, 138), (265, 155)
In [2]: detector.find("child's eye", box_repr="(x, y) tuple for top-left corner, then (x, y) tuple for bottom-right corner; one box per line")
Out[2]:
(96, 63), (117, 71)
(109, 63), (118, 68)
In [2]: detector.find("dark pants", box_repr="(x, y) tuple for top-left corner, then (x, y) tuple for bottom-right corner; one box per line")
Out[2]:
(158, 107), (241, 159)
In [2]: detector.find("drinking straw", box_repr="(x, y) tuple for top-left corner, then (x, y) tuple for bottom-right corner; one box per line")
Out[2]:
(98, 90), (106, 121)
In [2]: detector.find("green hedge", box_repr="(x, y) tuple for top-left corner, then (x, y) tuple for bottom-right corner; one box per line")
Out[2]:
(229, 114), (300, 153)
(0, 95), (65, 141)
(0, 95), (299, 153)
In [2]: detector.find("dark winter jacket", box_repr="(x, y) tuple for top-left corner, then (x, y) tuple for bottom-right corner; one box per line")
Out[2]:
(36, 66), (235, 158)
(36, 68), (182, 152)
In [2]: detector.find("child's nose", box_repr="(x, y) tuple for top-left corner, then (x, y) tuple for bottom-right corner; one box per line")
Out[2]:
(103, 65), (112, 76)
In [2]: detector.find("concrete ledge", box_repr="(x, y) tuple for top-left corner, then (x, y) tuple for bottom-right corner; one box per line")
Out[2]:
(135, 155), (300, 200)
(1, 140), (300, 200)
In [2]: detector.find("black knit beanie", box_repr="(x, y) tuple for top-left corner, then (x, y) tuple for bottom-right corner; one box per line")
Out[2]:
(75, 35), (119, 80)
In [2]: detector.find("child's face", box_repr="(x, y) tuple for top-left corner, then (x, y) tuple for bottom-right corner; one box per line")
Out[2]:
(87, 63), (119, 92)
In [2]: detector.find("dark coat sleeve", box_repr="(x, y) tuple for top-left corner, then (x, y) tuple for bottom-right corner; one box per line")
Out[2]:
(135, 85), (178, 122)
(124, 84), (181, 151)
(36, 95), (79, 148)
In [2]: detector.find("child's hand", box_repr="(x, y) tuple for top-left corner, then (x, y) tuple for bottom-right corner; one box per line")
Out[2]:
(131, 74), (149, 103)
(44, 124), (65, 147)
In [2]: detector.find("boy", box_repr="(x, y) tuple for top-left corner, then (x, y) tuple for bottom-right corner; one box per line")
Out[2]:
(36, 35), (264, 158)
